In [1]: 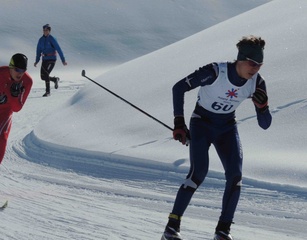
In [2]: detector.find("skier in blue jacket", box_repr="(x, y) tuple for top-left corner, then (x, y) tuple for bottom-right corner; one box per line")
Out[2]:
(162, 35), (272, 240)
(34, 24), (67, 97)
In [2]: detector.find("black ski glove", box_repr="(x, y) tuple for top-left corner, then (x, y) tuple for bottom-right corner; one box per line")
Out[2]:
(252, 88), (268, 112)
(10, 81), (24, 97)
(173, 116), (190, 146)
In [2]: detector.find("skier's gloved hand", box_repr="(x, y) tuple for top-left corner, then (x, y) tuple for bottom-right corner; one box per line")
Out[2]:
(10, 81), (24, 97)
(173, 116), (190, 146)
(252, 88), (268, 112)
(0, 93), (7, 104)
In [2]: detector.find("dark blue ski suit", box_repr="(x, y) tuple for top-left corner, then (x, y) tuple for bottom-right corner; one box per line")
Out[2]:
(171, 61), (272, 223)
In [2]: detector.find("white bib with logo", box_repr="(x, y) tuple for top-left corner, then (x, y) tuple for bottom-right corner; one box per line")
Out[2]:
(197, 62), (257, 114)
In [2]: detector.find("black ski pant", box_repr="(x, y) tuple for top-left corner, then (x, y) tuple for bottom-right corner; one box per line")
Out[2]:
(40, 60), (57, 93)
(171, 117), (242, 223)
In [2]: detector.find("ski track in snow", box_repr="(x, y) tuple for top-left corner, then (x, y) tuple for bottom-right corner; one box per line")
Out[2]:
(1, 86), (307, 240)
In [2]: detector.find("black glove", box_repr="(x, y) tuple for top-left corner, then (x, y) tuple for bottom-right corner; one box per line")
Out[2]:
(0, 93), (7, 104)
(10, 81), (24, 97)
(252, 88), (268, 111)
(173, 116), (190, 145)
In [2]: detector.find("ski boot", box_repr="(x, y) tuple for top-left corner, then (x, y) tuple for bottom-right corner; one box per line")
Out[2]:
(42, 92), (50, 97)
(161, 226), (183, 240)
(213, 221), (233, 240)
(54, 77), (59, 89)
(161, 213), (183, 240)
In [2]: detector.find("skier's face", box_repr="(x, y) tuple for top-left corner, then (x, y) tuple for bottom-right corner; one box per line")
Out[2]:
(236, 60), (262, 79)
(43, 29), (50, 36)
(10, 67), (26, 81)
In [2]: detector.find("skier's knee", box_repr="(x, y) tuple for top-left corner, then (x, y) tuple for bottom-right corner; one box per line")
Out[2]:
(232, 175), (242, 184)
(226, 175), (242, 191)
(41, 73), (49, 81)
(182, 175), (203, 191)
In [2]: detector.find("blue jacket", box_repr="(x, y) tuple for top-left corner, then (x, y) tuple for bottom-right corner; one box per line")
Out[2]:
(35, 35), (65, 63)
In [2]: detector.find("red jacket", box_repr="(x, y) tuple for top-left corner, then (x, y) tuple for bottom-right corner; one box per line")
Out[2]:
(0, 66), (33, 164)
(0, 66), (33, 115)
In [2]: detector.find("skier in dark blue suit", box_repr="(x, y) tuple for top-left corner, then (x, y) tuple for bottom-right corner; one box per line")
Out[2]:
(162, 35), (272, 240)
(34, 24), (67, 97)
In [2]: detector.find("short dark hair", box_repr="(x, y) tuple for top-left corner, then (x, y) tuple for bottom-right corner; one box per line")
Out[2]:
(236, 35), (265, 49)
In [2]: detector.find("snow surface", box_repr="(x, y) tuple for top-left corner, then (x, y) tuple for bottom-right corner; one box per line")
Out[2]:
(1, 0), (307, 239)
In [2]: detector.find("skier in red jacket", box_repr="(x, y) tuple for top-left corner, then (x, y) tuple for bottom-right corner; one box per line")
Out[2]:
(0, 53), (33, 164)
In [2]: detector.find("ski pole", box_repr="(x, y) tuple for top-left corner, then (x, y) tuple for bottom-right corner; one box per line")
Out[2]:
(81, 70), (173, 131)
